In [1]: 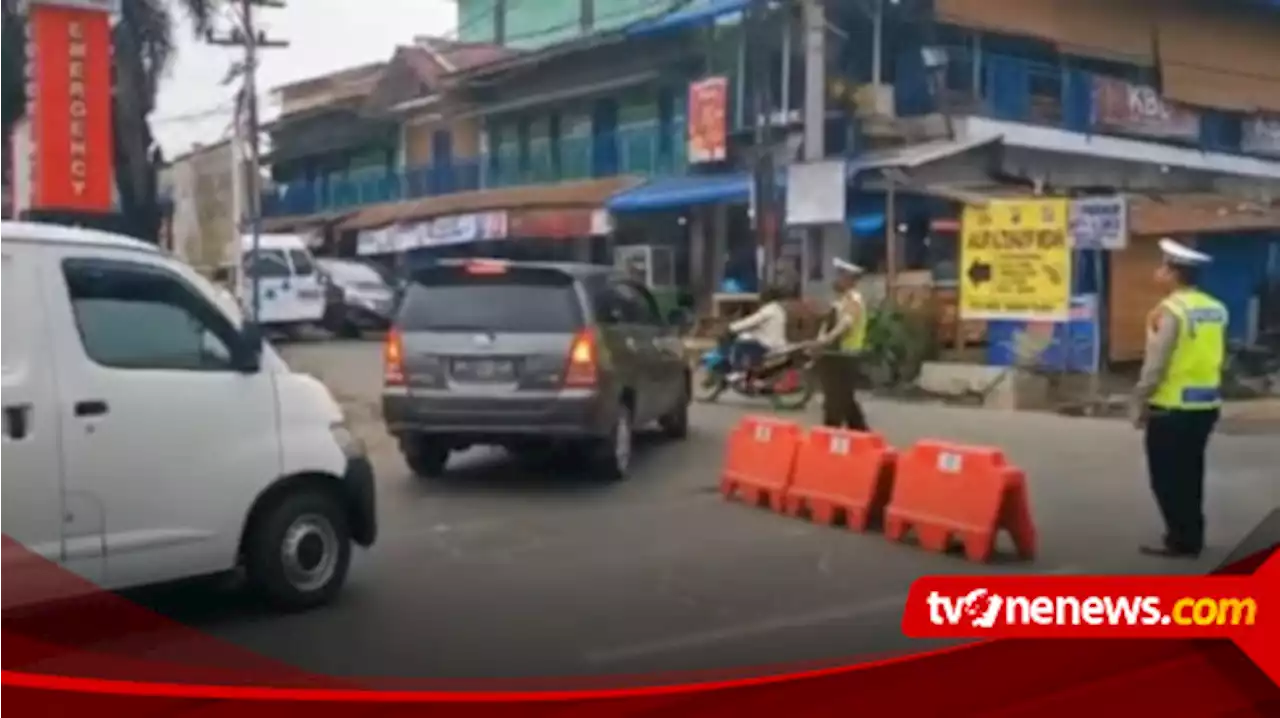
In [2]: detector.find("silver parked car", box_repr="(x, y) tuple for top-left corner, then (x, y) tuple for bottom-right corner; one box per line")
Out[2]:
(316, 258), (397, 337)
(381, 259), (691, 480)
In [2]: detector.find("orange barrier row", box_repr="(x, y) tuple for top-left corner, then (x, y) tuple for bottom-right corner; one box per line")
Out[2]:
(719, 417), (1038, 563)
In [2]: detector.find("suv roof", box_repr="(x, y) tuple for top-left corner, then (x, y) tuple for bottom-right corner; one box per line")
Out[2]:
(1, 220), (161, 255)
(421, 259), (616, 281)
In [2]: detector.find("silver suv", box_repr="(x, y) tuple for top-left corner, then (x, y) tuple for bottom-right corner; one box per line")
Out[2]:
(381, 259), (690, 480)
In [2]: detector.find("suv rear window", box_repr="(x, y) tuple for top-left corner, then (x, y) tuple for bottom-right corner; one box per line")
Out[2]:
(399, 265), (584, 333)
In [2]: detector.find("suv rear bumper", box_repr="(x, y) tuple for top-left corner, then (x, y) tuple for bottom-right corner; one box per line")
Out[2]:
(382, 387), (615, 443)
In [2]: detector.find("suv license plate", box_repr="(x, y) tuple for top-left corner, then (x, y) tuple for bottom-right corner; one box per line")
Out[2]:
(452, 359), (516, 382)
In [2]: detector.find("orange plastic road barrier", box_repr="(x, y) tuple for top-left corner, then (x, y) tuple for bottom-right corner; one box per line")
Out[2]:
(784, 428), (896, 531)
(720, 415), (802, 512)
(883, 440), (1037, 563)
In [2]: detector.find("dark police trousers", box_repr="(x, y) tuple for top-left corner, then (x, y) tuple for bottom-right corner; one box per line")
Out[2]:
(1143, 407), (1220, 553)
(816, 352), (869, 431)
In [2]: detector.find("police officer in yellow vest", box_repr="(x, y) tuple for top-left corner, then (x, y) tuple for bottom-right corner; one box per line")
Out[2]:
(809, 258), (871, 431)
(1131, 238), (1227, 559)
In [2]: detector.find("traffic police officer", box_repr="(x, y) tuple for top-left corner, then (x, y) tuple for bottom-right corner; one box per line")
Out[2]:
(1131, 238), (1226, 558)
(810, 258), (871, 431)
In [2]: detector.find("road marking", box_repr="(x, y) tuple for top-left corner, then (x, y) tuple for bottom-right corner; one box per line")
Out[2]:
(583, 594), (908, 665)
(582, 564), (1082, 665)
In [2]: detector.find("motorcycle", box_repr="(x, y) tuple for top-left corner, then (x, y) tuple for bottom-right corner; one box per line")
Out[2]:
(695, 332), (817, 411)
(1223, 332), (1280, 398)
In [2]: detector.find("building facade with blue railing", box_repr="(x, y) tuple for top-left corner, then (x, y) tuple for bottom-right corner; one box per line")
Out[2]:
(260, 1), (754, 223)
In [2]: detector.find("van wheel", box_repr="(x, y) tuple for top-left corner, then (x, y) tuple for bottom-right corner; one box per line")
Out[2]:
(245, 489), (351, 612)
(403, 440), (449, 478)
(590, 404), (634, 481)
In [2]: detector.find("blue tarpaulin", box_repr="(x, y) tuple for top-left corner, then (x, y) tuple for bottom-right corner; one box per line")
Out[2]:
(607, 174), (752, 212)
(625, 0), (749, 39)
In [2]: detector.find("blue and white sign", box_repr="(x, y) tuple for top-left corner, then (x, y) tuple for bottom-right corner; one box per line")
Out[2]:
(987, 294), (1101, 374)
(1069, 196), (1128, 251)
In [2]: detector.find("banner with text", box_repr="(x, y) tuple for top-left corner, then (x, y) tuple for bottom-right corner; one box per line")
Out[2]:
(26, 3), (114, 212)
(688, 77), (728, 164)
(960, 199), (1072, 322)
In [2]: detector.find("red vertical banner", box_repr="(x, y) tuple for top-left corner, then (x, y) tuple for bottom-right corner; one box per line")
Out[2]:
(26, 3), (115, 212)
(687, 76), (728, 164)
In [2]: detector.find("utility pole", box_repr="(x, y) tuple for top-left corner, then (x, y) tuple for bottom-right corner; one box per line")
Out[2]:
(800, 0), (828, 299)
(748, 0), (780, 289)
(207, 0), (289, 325)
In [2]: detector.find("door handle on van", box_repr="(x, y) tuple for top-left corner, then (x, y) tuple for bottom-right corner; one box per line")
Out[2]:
(73, 400), (109, 417)
(1, 399), (32, 440)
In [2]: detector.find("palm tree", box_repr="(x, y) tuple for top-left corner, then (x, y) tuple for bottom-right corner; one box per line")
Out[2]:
(2, 0), (221, 241)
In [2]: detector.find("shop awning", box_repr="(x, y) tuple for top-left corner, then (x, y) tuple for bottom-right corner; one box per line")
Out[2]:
(625, 0), (749, 39)
(846, 135), (1003, 178)
(606, 173), (752, 212)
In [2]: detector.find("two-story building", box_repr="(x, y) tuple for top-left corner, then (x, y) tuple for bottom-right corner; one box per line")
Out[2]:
(833, 0), (1280, 362)
(260, 61), (396, 235)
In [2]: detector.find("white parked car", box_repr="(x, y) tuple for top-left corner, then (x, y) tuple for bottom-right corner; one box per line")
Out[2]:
(2, 221), (377, 612)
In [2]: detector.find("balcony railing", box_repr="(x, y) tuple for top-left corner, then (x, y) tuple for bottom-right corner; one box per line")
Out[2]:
(261, 124), (685, 218)
(932, 45), (1249, 154)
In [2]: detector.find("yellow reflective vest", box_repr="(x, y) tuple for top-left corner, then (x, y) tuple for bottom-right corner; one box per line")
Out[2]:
(833, 290), (868, 353)
(1149, 289), (1227, 411)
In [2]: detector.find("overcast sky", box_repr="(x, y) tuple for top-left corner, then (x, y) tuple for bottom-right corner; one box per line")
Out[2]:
(151, 0), (456, 158)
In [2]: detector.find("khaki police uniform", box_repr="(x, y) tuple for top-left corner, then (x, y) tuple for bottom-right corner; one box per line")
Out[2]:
(1133, 239), (1226, 557)
(815, 259), (870, 431)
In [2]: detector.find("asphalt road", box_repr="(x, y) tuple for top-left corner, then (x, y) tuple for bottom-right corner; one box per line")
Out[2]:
(122, 338), (1278, 684)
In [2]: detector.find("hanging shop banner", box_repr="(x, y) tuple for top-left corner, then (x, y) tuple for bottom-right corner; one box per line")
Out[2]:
(480, 210), (508, 240)
(356, 227), (394, 256)
(1091, 77), (1200, 141)
(508, 208), (595, 239)
(26, 1), (115, 212)
(959, 198), (1073, 322)
(1242, 115), (1280, 158)
(687, 76), (729, 164)
(786, 160), (847, 226)
(1068, 196), (1128, 251)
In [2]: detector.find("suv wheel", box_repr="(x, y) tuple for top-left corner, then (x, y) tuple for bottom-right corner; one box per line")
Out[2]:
(591, 404), (634, 481)
(403, 439), (449, 479)
(658, 381), (690, 440)
(244, 489), (351, 612)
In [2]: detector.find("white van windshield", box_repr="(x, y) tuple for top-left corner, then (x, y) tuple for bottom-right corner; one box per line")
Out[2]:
(289, 249), (316, 276)
(244, 249), (291, 278)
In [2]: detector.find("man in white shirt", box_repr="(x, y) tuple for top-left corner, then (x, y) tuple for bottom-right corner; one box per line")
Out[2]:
(728, 285), (790, 372)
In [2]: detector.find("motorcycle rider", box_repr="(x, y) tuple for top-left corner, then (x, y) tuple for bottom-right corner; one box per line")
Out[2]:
(726, 284), (790, 378)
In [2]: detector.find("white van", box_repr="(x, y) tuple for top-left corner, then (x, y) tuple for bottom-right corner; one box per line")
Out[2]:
(2, 221), (377, 612)
(238, 233), (327, 331)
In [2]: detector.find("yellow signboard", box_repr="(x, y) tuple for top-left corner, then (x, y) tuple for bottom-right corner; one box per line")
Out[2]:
(959, 198), (1072, 321)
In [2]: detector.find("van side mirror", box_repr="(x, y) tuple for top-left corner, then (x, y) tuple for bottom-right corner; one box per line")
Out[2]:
(234, 322), (264, 373)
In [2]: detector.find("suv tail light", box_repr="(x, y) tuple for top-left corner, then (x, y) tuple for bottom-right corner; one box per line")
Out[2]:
(383, 328), (405, 385)
(563, 329), (598, 388)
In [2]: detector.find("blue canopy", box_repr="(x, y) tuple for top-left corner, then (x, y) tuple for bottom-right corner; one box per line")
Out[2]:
(626, 0), (749, 39)
(607, 173), (752, 212)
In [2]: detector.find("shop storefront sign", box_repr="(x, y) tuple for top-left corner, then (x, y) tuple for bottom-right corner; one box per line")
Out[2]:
(507, 209), (595, 239)
(688, 76), (729, 164)
(357, 211), (508, 255)
(26, 0), (116, 211)
(1092, 77), (1201, 141)
(1242, 115), (1280, 158)
(1068, 196), (1128, 251)
(355, 226), (394, 256)
(959, 198), (1073, 322)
